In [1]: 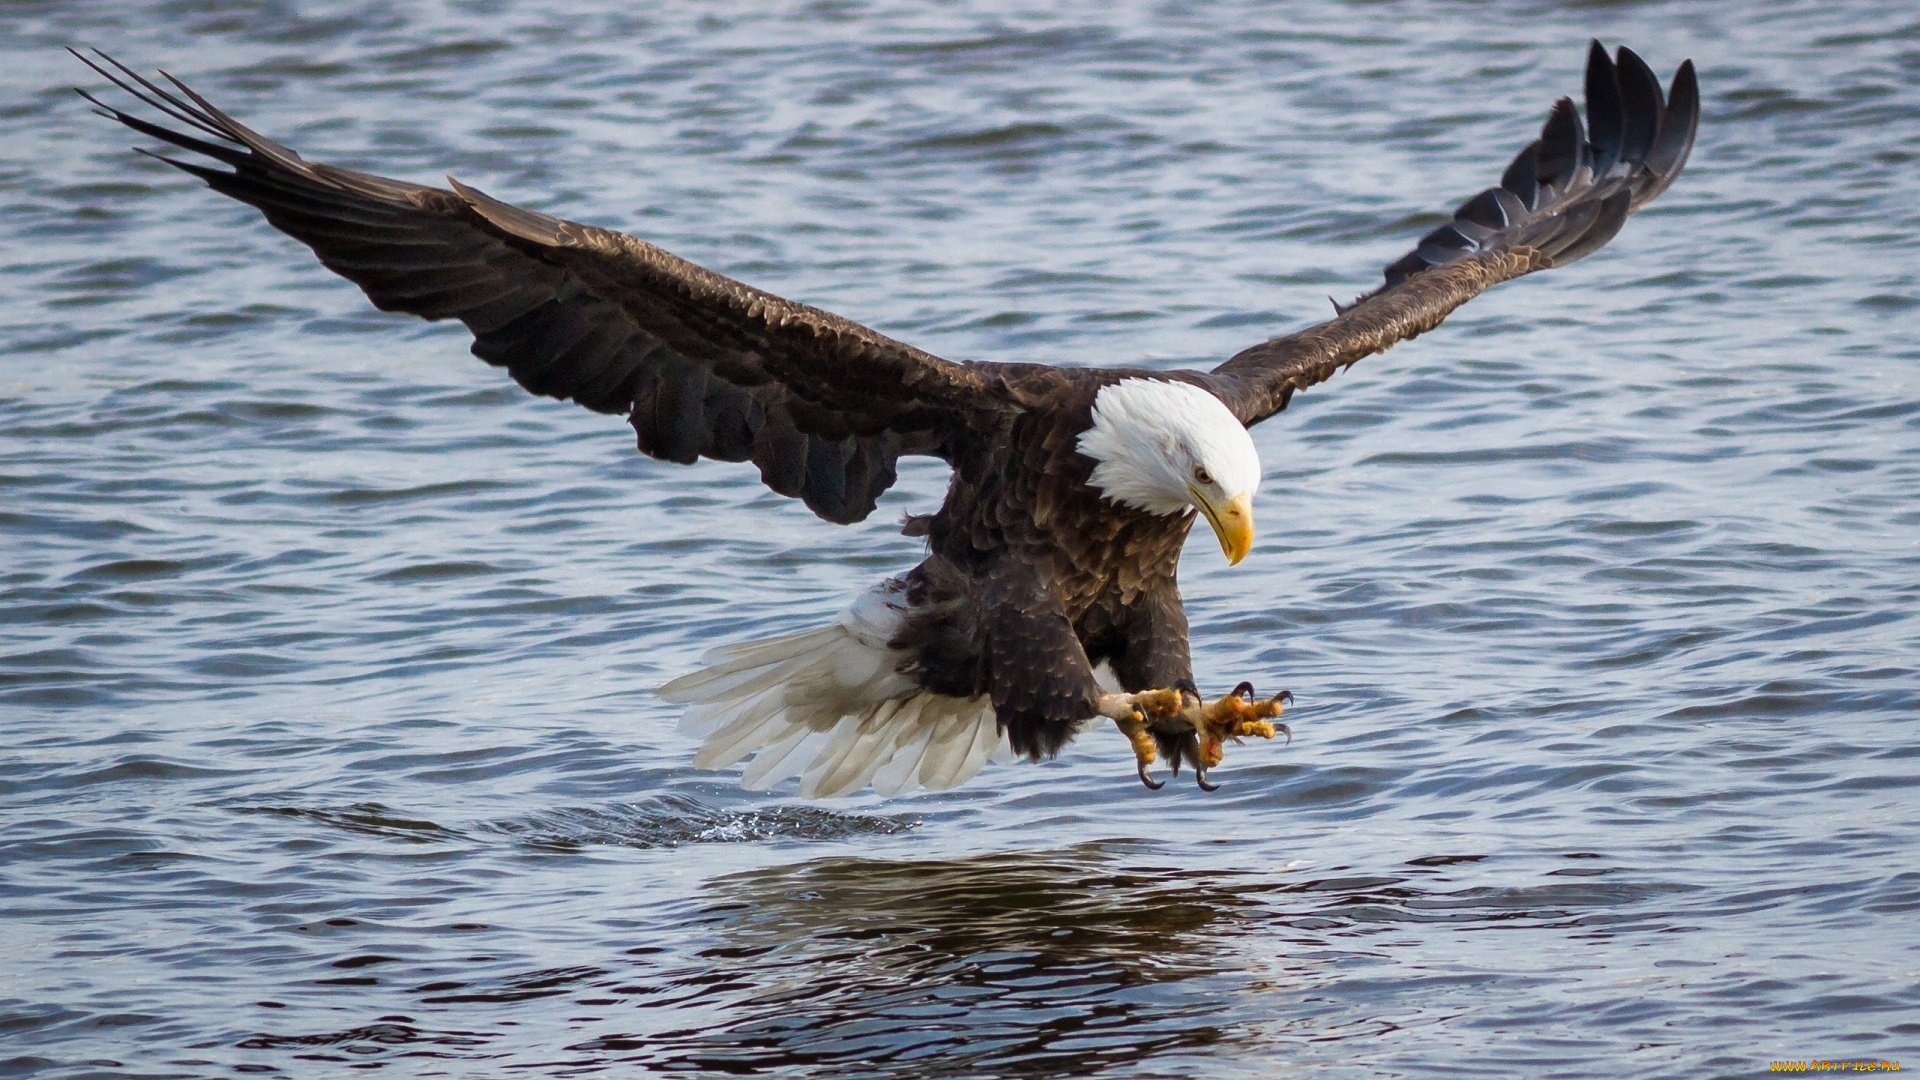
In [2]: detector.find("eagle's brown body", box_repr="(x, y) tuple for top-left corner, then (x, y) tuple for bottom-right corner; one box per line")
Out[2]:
(896, 370), (1199, 758)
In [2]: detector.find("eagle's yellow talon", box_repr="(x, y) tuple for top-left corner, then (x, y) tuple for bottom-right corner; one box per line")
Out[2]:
(1193, 686), (1292, 769)
(1104, 683), (1286, 790)
(1119, 718), (1157, 766)
(1199, 736), (1225, 769)
(1114, 713), (1163, 790)
(1134, 688), (1185, 720)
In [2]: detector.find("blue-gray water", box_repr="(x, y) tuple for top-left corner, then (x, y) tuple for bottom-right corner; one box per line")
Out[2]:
(4, 2), (1918, 1077)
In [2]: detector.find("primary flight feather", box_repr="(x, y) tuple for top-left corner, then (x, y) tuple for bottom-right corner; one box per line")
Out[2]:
(75, 42), (1698, 796)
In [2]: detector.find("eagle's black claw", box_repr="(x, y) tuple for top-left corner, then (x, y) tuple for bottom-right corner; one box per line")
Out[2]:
(1273, 689), (1294, 706)
(1231, 681), (1256, 701)
(1138, 760), (1165, 790)
(1173, 677), (1202, 709)
(1195, 765), (1221, 792)
(1275, 722), (1292, 746)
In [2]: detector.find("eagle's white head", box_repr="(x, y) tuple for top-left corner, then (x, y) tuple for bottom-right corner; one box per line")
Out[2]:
(1076, 378), (1263, 565)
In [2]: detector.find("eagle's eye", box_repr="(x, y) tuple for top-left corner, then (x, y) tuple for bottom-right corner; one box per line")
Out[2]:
(1192, 466), (1213, 486)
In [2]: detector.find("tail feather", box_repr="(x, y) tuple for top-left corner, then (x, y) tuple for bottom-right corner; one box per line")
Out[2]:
(871, 722), (937, 798)
(800, 698), (908, 799)
(915, 710), (972, 790)
(696, 624), (841, 670)
(659, 582), (1005, 798)
(676, 684), (778, 737)
(941, 707), (1006, 791)
(741, 727), (825, 791)
(660, 627), (840, 702)
(921, 705), (997, 791)
(692, 688), (795, 770)
(665, 654), (811, 710)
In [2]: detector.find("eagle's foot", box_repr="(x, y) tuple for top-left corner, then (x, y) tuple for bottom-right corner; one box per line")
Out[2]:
(1196, 682), (1292, 770)
(1098, 684), (1285, 791)
(1098, 687), (1199, 791)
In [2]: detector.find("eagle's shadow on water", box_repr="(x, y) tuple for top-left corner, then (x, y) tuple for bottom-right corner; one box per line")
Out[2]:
(575, 839), (1289, 1077)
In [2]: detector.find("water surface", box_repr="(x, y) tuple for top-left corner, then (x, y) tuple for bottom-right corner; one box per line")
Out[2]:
(4, 1), (1918, 1076)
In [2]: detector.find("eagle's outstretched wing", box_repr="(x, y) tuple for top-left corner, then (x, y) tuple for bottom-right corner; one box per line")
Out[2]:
(74, 49), (1014, 525)
(1203, 42), (1698, 427)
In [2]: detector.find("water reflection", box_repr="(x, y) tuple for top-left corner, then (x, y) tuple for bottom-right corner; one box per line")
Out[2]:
(602, 847), (1702, 1076)
(224, 840), (1738, 1074)
(608, 842), (1274, 1076)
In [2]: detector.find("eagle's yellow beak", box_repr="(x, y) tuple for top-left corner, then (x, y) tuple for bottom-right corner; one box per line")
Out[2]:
(1193, 490), (1254, 566)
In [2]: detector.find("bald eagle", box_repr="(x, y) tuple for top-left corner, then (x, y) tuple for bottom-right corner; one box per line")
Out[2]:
(77, 42), (1696, 796)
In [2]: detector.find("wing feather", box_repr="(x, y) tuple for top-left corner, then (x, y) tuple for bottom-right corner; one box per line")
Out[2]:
(76, 49), (1013, 524)
(1205, 43), (1697, 426)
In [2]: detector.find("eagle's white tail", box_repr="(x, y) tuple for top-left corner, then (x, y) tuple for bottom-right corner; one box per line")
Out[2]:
(658, 581), (1008, 798)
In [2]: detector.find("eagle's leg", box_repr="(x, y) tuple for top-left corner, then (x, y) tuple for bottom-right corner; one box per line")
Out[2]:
(1196, 682), (1292, 770)
(1096, 687), (1194, 790)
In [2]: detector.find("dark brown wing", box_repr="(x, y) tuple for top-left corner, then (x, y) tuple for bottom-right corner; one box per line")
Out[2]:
(75, 50), (1016, 524)
(1202, 42), (1698, 426)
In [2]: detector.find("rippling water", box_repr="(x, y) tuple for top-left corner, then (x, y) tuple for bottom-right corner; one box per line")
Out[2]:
(5, 1), (1919, 1076)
